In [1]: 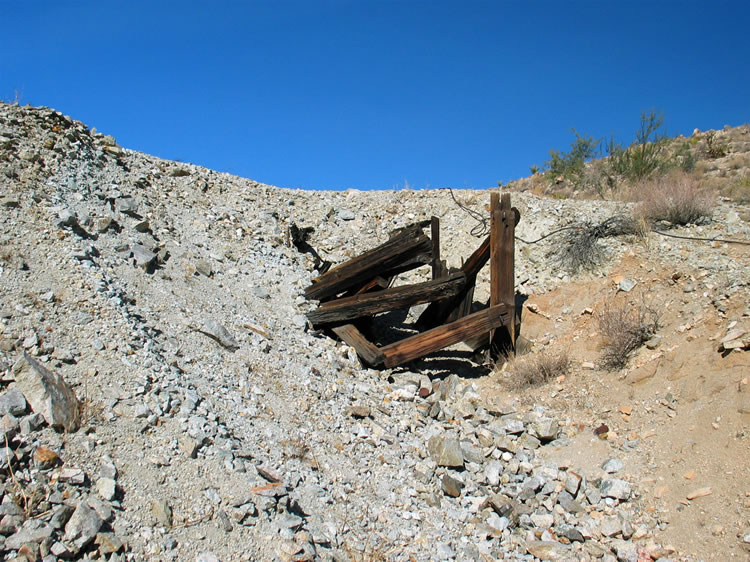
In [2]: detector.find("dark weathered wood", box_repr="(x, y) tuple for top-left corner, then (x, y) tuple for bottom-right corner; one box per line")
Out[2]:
(332, 324), (384, 366)
(379, 253), (432, 279)
(458, 283), (475, 318)
(431, 216), (441, 280)
(341, 276), (391, 298)
(489, 193), (502, 343)
(416, 235), (490, 330)
(308, 272), (466, 325)
(304, 224), (432, 301)
(501, 194), (516, 348)
(462, 234), (491, 279)
(380, 305), (509, 368)
(490, 193), (516, 347)
(389, 219), (432, 240)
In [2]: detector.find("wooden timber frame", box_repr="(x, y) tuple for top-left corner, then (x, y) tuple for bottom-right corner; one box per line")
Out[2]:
(303, 193), (518, 369)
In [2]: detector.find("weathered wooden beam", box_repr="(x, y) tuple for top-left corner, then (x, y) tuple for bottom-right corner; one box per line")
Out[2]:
(415, 235), (488, 330)
(308, 272), (466, 325)
(332, 324), (384, 366)
(380, 304), (509, 368)
(431, 216), (442, 280)
(416, 201), (521, 331)
(379, 252), (432, 279)
(490, 193), (516, 348)
(304, 224), (432, 301)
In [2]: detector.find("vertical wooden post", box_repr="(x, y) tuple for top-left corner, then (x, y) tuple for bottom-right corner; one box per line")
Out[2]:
(490, 193), (515, 349)
(431, 216), (441, 280)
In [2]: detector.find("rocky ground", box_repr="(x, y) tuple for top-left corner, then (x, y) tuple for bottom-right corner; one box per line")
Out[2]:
(0, 102), (748, 561)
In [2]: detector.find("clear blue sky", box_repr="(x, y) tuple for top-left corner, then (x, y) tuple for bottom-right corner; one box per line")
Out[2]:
(3, 1), (748, 190)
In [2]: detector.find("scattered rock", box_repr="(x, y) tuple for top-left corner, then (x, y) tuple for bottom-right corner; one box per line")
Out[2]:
(602, 458), (624, 474)
(526, 540), (569, 560)
(11, 352), (80, 431)
(427, 435), (464, 467)
(441, 473), (464, 497)
(601, 478), (631, 500)
(198, 319), (240, 351)
(64, 501), (104, 553)
(151, 499), (173, 527)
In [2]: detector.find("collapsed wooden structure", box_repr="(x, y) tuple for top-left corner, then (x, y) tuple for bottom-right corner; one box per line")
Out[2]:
(304, 193), (519, 369)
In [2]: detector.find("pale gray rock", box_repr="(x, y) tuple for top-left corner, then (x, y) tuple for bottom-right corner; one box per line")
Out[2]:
(96, 532), (125, 554)
(602, 458), (624, 474)
(502, 418), (526, 434)
(531, 511), (554, 528)
(152, 499), (173, 527)
(196, 258), (213, 277)
(97, 477), (117, 501)
(557, 524), (584, 542)
(618, 278), (637, 292)
(516, 432), (541, 450)
(441, 473), (464, 497)
(115, 196), (138, 215)
(460, 442), (484, 464)
(486, 513), (509, 532)
(64, 501), (104, 552)
(200, 319), (240, 351)
(4, 519), (54, 550)
(428, 434), (464, 467)
(564, 471), (582, 495)
(531, 418), (559, 441)
(11, 352), (80, 431)
(131, 244), (157, 270)
(49, 504), (75, 529)
(557, 490), (585, 514)
(88, 494), (113, 522)
(601, 478), (631, 500)
(600, 516), (622, 537)
(0, 388), (27, 416)
(413, 458), (436, 483)
(484, 460), (501, 486)
(525, 540), (570, 560)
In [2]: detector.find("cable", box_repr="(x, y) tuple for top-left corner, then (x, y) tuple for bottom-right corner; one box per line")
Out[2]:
(651, 229), (750, 245)
(442, 186), (750, 246)
(443, 187), (489, 237)
(515, 226), (579, 245)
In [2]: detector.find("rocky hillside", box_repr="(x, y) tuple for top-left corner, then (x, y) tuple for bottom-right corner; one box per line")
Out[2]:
(0, 102), (748, 561)
(507, 122), (750, 203)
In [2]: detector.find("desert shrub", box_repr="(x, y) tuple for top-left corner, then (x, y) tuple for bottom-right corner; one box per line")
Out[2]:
(506, 348), (571, 388)
(670, 141), (697, 173)
(726, 174), (750, 203)
(633, 172), (715, 226)
(543, 130), (600, 184)
(598, 300), (659, 370)
(703, 130), (727, 159)
(605, 110), (670, 184)
(553, 215), (641, 273)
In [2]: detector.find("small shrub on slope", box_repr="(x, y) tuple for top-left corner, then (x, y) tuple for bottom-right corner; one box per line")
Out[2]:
(598, 300), (659, 370)
(633, 171), (715, 226)
(506, 349), (571, 389)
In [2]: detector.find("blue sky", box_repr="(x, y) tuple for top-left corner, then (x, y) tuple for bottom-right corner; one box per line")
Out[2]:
(2, 1), (749, 190)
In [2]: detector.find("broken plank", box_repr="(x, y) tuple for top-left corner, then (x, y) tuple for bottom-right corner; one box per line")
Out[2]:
(308, 272), (466, 325)
(332, 324), (384, 366)
(380, 305), (509, 368)
(305, 224), (432, 301)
